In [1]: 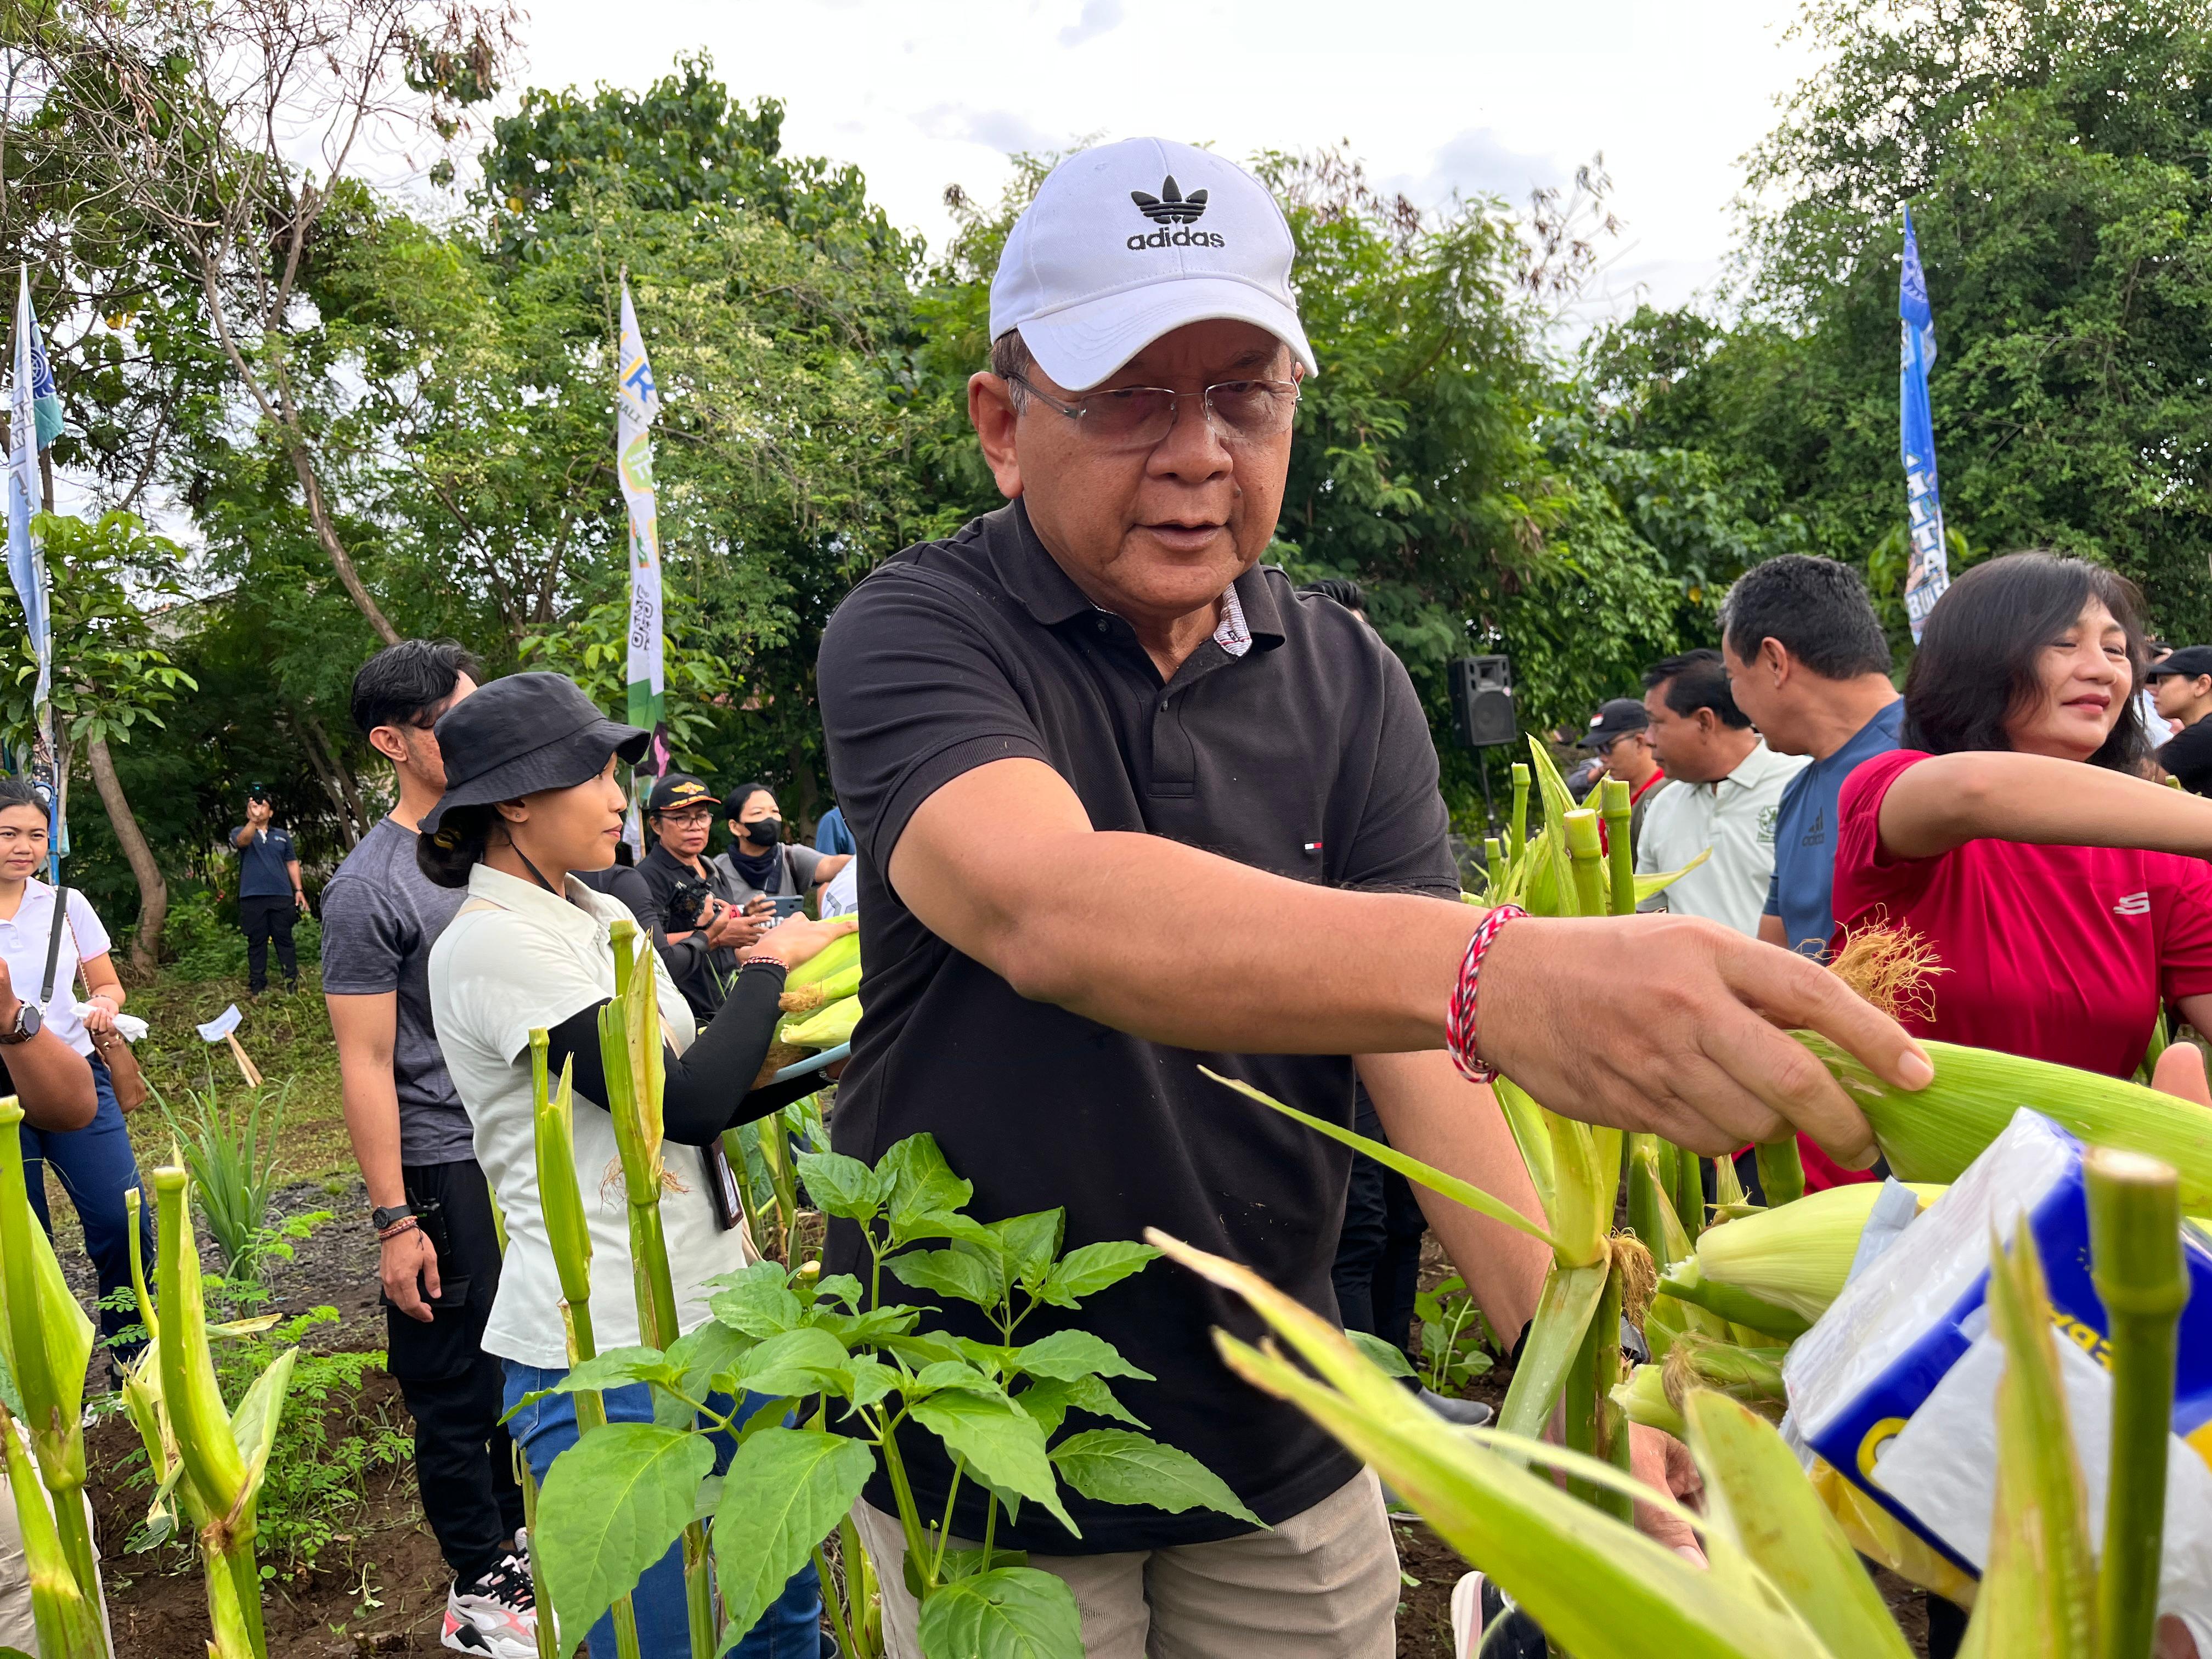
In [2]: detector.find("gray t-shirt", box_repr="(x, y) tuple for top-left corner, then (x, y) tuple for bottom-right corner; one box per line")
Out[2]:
(711, 840), (825, 905)
(319, 817), (473, 1165)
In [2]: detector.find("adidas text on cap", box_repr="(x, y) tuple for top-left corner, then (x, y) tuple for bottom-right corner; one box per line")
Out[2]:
(990, 138), (1318, 392)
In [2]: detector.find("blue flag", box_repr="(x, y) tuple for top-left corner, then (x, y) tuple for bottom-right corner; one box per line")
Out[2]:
(1899, 207), (1948, 640)
(8, 267), (63, 870)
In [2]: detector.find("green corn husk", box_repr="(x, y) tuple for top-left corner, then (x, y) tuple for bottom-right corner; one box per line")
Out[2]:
(0, 1391), (109, 1658)
(1599, 777), (1635, 917)
(780, 959), (862, 1015)
(1662, 1334), (1788, 1420)
(2084, 1147), (2186, 1659)
(0, 1097), (99, 1611)
(781, 994), (862, 1051)
(1657, 1258), (1812, 1341)
(1754, 1138), (1806, 1208)
(1565, 809), (1607, 919)
(1613, 1362), (1686, 1439)
(783, 929), (860, 991)
(1695, 1181), (1945, 1322)
(1798, 1032), (2212, 1209)
(1483, 836), (1506, 893)
(1509, 763), (1530, 857)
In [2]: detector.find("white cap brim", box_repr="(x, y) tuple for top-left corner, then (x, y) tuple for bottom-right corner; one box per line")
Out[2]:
(1013, 275), (1319, 392)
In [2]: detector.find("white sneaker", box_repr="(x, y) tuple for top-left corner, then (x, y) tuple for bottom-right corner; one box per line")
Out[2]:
(443, 1552), (537, 1658)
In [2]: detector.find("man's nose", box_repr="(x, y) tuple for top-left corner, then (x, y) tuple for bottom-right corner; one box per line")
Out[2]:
(1148, 392), (1233, 478)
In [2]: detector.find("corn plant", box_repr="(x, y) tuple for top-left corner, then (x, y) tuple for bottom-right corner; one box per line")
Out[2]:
(0, 1096), (105, 1658)
(519, 1112), (1253, 1659)
(1148, 1129), (2190, 1659)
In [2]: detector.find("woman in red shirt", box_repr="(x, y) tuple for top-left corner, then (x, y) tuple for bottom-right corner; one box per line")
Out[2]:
(1832, 550), (2212, 1073)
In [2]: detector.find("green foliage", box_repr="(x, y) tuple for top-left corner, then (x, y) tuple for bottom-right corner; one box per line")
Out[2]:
(1414, 1275), (1498, 1398)
(1596, 0), (2212, 648)
(152, 1069), (301, 1283)
(526, 1133), (1235, 1659)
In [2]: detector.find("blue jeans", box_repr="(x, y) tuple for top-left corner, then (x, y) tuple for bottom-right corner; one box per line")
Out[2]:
(19, 1058), (152, 1360)
(504, 1362), (822, 1658)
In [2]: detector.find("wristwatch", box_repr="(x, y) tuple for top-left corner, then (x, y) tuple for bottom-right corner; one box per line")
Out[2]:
(371, 1204), (415, 1232)
(0, 1000), (42, 1046)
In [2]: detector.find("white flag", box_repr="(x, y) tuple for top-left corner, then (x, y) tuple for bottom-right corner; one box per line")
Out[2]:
(617, 280), (666, 773)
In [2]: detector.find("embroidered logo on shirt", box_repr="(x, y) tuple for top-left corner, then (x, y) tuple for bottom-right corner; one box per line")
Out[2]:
(1799, 809), (1826, 849)
(2114, 891), (2151, 917)
(1757, 805), (1780, 845)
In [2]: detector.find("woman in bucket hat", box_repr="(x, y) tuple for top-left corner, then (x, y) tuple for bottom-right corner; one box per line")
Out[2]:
(421, 672), (851, 1657)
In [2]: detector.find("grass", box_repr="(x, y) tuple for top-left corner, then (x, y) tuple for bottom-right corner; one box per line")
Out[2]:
(119, 950), (352, 1191)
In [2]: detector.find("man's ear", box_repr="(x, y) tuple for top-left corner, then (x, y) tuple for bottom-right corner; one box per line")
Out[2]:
(367, 724), (409, 767)
(967, 372), (1025, 501)
(1758, 637), (1791, 685)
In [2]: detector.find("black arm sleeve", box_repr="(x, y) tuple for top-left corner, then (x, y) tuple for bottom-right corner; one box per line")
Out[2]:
(541, 959), (794, 1145)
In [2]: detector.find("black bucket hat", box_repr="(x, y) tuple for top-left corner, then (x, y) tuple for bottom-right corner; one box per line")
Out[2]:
(421, 673), (649, 836)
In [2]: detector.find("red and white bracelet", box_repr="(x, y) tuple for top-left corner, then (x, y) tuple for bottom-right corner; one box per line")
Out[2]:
(1446, 904), (1527, 1084)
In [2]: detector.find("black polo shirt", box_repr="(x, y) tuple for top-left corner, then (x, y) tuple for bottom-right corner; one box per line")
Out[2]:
(817, 500), (1457, 1553)
(2163, 715), (2212, 796)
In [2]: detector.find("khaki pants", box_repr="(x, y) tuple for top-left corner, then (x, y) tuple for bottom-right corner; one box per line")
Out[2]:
(0, 1423), (110, 1659)
(853, 1469), (1398, 1659)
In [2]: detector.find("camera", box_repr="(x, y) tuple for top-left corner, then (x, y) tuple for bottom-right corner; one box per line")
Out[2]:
(663, 874), (717, 933)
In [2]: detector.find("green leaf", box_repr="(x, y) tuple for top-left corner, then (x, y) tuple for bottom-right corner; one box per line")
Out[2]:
(1201, 1067), (1566, 1255)
(891, 1206), (1003, 1251)
(1013, 1329), (1152, 1383)
(808, 1273), (864, 1311)
(709, 1262), (804, 1338)
(834, 1355), (901, 1412)
(668, 1323), (752, 1403)
(1683, 1392), (1912, 1659)
(888, 1248), (1001, 1309)
(710, 1428), (875, 1651)
(230, 1346), (299, 1500)
(1048, 1429), (1262, 1526)
(877, 1330), (967, 1369)
(1497, 1262), (1609, 1439)
(1346, 1331), (1417, 1380)
(1032, 1242), (1160, 1308)
(994, 1210), (1065, 1285)
(1014, 1373), (1144, 1439)
(793, 1150), (885, 1221)
(915, 1567), (1082, 1659)
(909, 1390), (1077, 1533)
(882, 1134), (973, 1226)
(537, 1422), (715, 1657)
(733, 1328), (850, 1397)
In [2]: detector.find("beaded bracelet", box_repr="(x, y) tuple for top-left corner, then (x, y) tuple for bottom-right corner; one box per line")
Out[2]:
(376, 1216), (421, 1243)
(1446, 904), (1528, 1084)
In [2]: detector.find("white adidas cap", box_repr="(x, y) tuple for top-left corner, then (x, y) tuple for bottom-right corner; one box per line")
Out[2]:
(990, 137), (1318, 392)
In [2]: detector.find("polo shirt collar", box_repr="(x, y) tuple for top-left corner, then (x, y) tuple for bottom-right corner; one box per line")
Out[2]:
(466, 861), (604, 941)
(986, 499), (1286, 652)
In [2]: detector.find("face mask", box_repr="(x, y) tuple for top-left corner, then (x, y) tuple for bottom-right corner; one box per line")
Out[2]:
(743, 817), (783, 845)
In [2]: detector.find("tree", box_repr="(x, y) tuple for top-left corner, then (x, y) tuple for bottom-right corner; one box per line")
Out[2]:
(1607, 0), (2212, 646)
(10, 0), (518, 645)
(2, 512), (197, 976)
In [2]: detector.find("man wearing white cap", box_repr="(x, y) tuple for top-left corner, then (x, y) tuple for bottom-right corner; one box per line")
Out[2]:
(817, 138), (1926, 1652)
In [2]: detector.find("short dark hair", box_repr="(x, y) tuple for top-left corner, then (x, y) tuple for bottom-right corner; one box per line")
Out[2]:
(722, 782), (775, 822)
(1642, 649), (1750, 729)
(1299, 578), (1367, 613)
(992, 330), (1035, 408)
(351, 639), (483, 738)
(1720, 556), (1891, 680)
(1903, 550), (2148, 770)
(0, 777), (45, 817)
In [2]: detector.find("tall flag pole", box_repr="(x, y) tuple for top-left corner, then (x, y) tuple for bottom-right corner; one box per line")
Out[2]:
(1899, 206), (1949, 641)
(615, 275), (667, 854)
(7, 267), (63, 880)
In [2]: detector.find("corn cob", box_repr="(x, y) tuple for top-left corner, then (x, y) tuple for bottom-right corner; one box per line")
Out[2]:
(1695, 1180), (1945, 1322)
(782, 994), (861, 1051)
(783, 930), (860, 991)
(1797, 1032), (2212, 1210)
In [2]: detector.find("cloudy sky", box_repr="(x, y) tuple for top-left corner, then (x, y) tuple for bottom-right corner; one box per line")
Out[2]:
(513, 0), (1820, 321)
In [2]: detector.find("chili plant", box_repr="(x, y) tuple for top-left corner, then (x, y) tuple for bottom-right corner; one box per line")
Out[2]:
(1413, 1277), (1494, 1399)
(522, 1128), (1255, 1659)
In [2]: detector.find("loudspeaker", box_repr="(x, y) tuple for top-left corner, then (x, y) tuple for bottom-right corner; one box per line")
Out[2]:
(1448, 656), (1519, 749)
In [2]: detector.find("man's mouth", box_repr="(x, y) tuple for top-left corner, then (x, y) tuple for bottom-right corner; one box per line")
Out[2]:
(1142, 520), (1226, 552)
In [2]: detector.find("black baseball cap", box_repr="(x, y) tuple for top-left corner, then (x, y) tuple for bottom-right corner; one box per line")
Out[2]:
(1581, 698), (1650, 749)
(647, 774), (716, 815)
(421, 673), (648, 836)
(2146, 646), (2212, 682)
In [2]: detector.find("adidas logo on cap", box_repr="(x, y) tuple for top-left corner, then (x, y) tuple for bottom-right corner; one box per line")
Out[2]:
(1126, 174), (1224, 250)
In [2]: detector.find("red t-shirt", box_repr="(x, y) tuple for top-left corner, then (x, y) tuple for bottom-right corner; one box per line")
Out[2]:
(1831, 748), (2212, 1073)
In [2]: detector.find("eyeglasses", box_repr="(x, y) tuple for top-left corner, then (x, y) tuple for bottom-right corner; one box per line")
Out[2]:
(657, 810), (715, 830)
(1007, 373), (1301, 451)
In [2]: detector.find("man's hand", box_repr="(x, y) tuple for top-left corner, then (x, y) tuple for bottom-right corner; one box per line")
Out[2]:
(1628, 1423), (1705, 1562)
(247, 798), (272, 827)
(294, 889), (311, 914)
(1476, 914), (1931, 1166)
(382, 1226), (441, 1323)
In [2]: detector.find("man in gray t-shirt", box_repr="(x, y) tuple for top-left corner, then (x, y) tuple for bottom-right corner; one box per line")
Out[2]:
(321, 642), (538, 1654)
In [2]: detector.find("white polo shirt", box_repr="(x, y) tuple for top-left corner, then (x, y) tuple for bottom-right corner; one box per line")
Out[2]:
(1634, 741), (1809, 938)
(428, 864), (752, 1370)
(0, 881), (112, 1057)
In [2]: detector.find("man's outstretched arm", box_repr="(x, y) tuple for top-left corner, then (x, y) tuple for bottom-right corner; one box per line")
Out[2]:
(887, 757), (1931, 1161)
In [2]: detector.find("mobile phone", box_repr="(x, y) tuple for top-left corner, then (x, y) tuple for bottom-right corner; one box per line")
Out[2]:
(768, 893), (807, 919)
